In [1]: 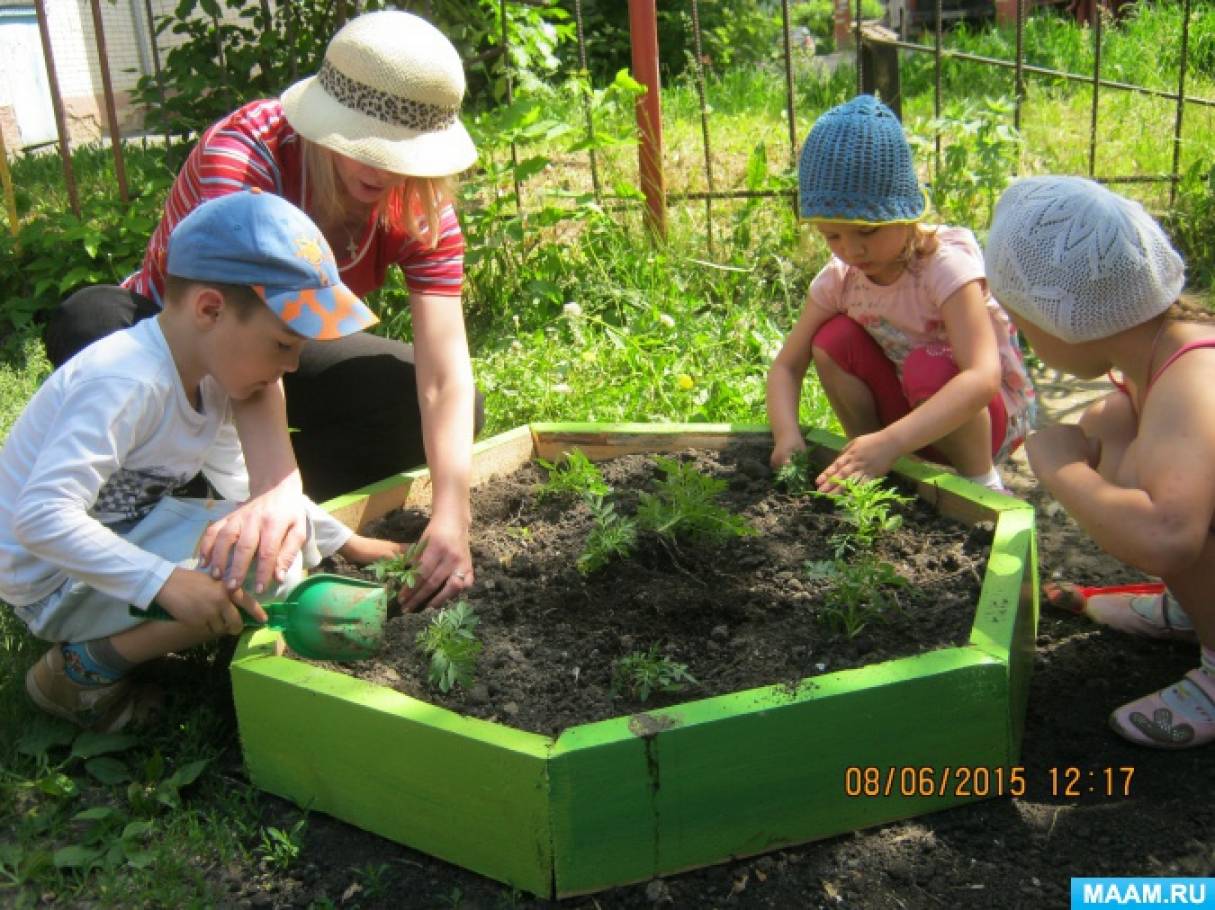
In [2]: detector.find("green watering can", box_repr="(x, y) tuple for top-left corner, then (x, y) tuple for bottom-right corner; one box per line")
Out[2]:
(133, 573), (387, 661)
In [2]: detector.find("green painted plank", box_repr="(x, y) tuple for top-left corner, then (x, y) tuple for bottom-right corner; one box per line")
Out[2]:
(232, 655), (553, 895)
(970, 507), (1036, 660)
(550, 659), (1013, 896)
(930, 469), (1037, 514)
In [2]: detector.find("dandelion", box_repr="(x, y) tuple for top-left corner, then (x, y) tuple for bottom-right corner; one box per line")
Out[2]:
(658, 313), (676, 329)
(580, 350), (597, 363)
(677, 373), (695, 390)
(563, 302), (583, 318)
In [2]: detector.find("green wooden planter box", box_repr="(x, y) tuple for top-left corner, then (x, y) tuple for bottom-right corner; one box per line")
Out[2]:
(230, 423), (1037, 898)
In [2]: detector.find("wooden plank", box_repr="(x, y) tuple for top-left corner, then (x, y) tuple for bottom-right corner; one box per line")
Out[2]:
(321, 426), (535, 532)
(231, 653), (554, 895)
(549, 649), (1011, 896)
(532, 422), (771, 462)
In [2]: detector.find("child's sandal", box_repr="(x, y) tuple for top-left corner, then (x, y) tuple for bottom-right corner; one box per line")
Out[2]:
(1042, 581), (1197, 642)
(1109, 670), (1215, 749)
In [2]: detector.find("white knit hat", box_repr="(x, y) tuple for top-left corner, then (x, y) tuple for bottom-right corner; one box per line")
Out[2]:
(281, 11), (477, 178)
(985, 176), (1184, 343)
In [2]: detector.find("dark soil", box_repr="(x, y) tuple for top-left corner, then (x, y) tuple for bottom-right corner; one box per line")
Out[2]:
(217, 373), (1215, 909)
(320, 445), (988, 736)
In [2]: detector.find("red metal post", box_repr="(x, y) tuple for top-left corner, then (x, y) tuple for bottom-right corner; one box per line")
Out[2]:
(995, 0), (1020, 25)
(88, 0), (129, 204)
(627, 0), (666, 240)
(34, 0), (80, 216)
(833, 0), (853, 47)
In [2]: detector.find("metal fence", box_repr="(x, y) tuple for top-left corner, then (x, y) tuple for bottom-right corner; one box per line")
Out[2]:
(3, 0), (1211, 249)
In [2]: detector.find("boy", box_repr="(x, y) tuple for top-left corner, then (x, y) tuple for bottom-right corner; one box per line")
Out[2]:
(0, 189), (403, 732)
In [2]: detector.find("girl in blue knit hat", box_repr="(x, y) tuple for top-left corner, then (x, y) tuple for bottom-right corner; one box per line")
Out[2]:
(767, 95), (1034, 493)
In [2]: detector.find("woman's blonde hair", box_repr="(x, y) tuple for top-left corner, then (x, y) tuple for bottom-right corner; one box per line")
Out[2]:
(302, 139), (456, 249)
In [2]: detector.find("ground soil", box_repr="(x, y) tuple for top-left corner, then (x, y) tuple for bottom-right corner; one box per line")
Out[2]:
(219, 368), (1215, 909)
(321, 445), (989, 736)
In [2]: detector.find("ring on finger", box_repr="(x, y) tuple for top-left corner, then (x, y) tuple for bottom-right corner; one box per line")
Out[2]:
(452, 570), (467, 581)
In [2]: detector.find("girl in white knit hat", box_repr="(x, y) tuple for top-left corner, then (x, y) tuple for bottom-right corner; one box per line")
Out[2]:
(986, 175), (1215, 749)
(43, 11), (480, 613)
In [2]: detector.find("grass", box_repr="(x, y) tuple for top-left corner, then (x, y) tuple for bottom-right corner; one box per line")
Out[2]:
(2, 3), (1215, 902)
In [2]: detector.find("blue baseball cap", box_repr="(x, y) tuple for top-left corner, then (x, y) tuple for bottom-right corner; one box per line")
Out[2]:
(166, 189), (378, 340)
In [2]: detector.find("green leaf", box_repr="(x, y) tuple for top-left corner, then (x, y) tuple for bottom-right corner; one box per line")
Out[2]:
(71, 731), (137, 760)
(85, 756), (132, 785)
(37, 772), (78, 799)
(165, 758), (208, 789)
(121, 820), (154, 840)
(16, 722), (75, 759)
(73, 806), (119, 823)
(53, 844), (103, 869)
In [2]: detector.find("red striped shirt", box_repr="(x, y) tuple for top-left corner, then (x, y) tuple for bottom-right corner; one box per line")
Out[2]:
(125, 99), (465, 306)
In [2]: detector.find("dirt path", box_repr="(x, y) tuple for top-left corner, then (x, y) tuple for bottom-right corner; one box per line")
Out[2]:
(224, 369), (1215, 909)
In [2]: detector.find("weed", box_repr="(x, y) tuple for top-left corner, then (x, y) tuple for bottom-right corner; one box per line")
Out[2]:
(370, 539), (427, 596)
(416, 600), (483, 693)
(258, 817), (306, 872)
(611, 646), (697, 702)
(774, 448), (817, 496)
(805, 557), (908, 638)
(577, 494), (638, 574)
(816, 477), (912, 558)
(536, 449), (610, 501)
(636, 457), (754, 544)
(354, 861), (393, 901)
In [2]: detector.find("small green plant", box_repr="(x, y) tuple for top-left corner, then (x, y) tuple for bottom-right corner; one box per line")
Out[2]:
(636, 456), (754, 544)
(817, 476), (912, 557)
(774, 448), (817, 496)
(258, 817), (307, 872)
(370, 539), (427, 595)
(805, 557), (908, 638)
(536, 449), (610, 501)
(416, 600), (483, 693)
(611, 646), (697, 702)
(577, 494), (638, 574)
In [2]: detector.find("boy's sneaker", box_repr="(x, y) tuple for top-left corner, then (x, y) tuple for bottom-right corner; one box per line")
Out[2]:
(25, 646), (136, 732)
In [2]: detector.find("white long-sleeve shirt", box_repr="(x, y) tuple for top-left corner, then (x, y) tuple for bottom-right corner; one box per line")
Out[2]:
(0, 317), (351, 608)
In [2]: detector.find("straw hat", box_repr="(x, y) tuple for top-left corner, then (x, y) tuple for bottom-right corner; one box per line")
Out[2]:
(281, 10), (477, 178)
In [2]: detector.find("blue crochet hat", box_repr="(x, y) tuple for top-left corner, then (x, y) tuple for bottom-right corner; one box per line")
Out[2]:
(798, 95), (926, 224)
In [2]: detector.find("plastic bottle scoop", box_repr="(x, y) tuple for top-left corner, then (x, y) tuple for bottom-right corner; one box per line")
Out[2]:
(133, 573), (387, 661)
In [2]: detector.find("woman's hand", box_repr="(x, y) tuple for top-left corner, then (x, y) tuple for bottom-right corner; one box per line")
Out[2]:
(770, 433), (807, 470)
(396, 518), (474, 613)
(199, 481), (308, 595)
(816, 431), (901, 493)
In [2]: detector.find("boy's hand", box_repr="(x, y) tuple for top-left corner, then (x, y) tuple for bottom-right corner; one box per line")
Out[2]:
(155, 568), (267, 636)
(338, 535), (405, 566)
(199, 484), (308, 595)
(816, 432), (900, 494)
(397, 519), (473, 613)
(770, 434), (807, 470)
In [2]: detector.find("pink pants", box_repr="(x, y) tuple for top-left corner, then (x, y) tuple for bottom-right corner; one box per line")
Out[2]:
(811, 315), (1008, 461)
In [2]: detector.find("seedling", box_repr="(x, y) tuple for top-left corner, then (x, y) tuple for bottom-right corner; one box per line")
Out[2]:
(415, 599), (482, 693)
(775, 448), (816, 496)
(817, 476), (911, 557)
(636, 456), (754, 544)
(611, 645), (697, 702)
(577, 494), (638, 574)
(537, 449), (610, 501)
(370, 539), (427, 595)
(805, 556), (907, 638)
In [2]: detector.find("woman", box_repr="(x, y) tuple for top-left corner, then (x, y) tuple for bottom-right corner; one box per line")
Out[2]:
(43, 11), (481, 609)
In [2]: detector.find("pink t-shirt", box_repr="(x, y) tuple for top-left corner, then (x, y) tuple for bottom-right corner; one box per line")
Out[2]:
(808, 225), (1035, 436)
